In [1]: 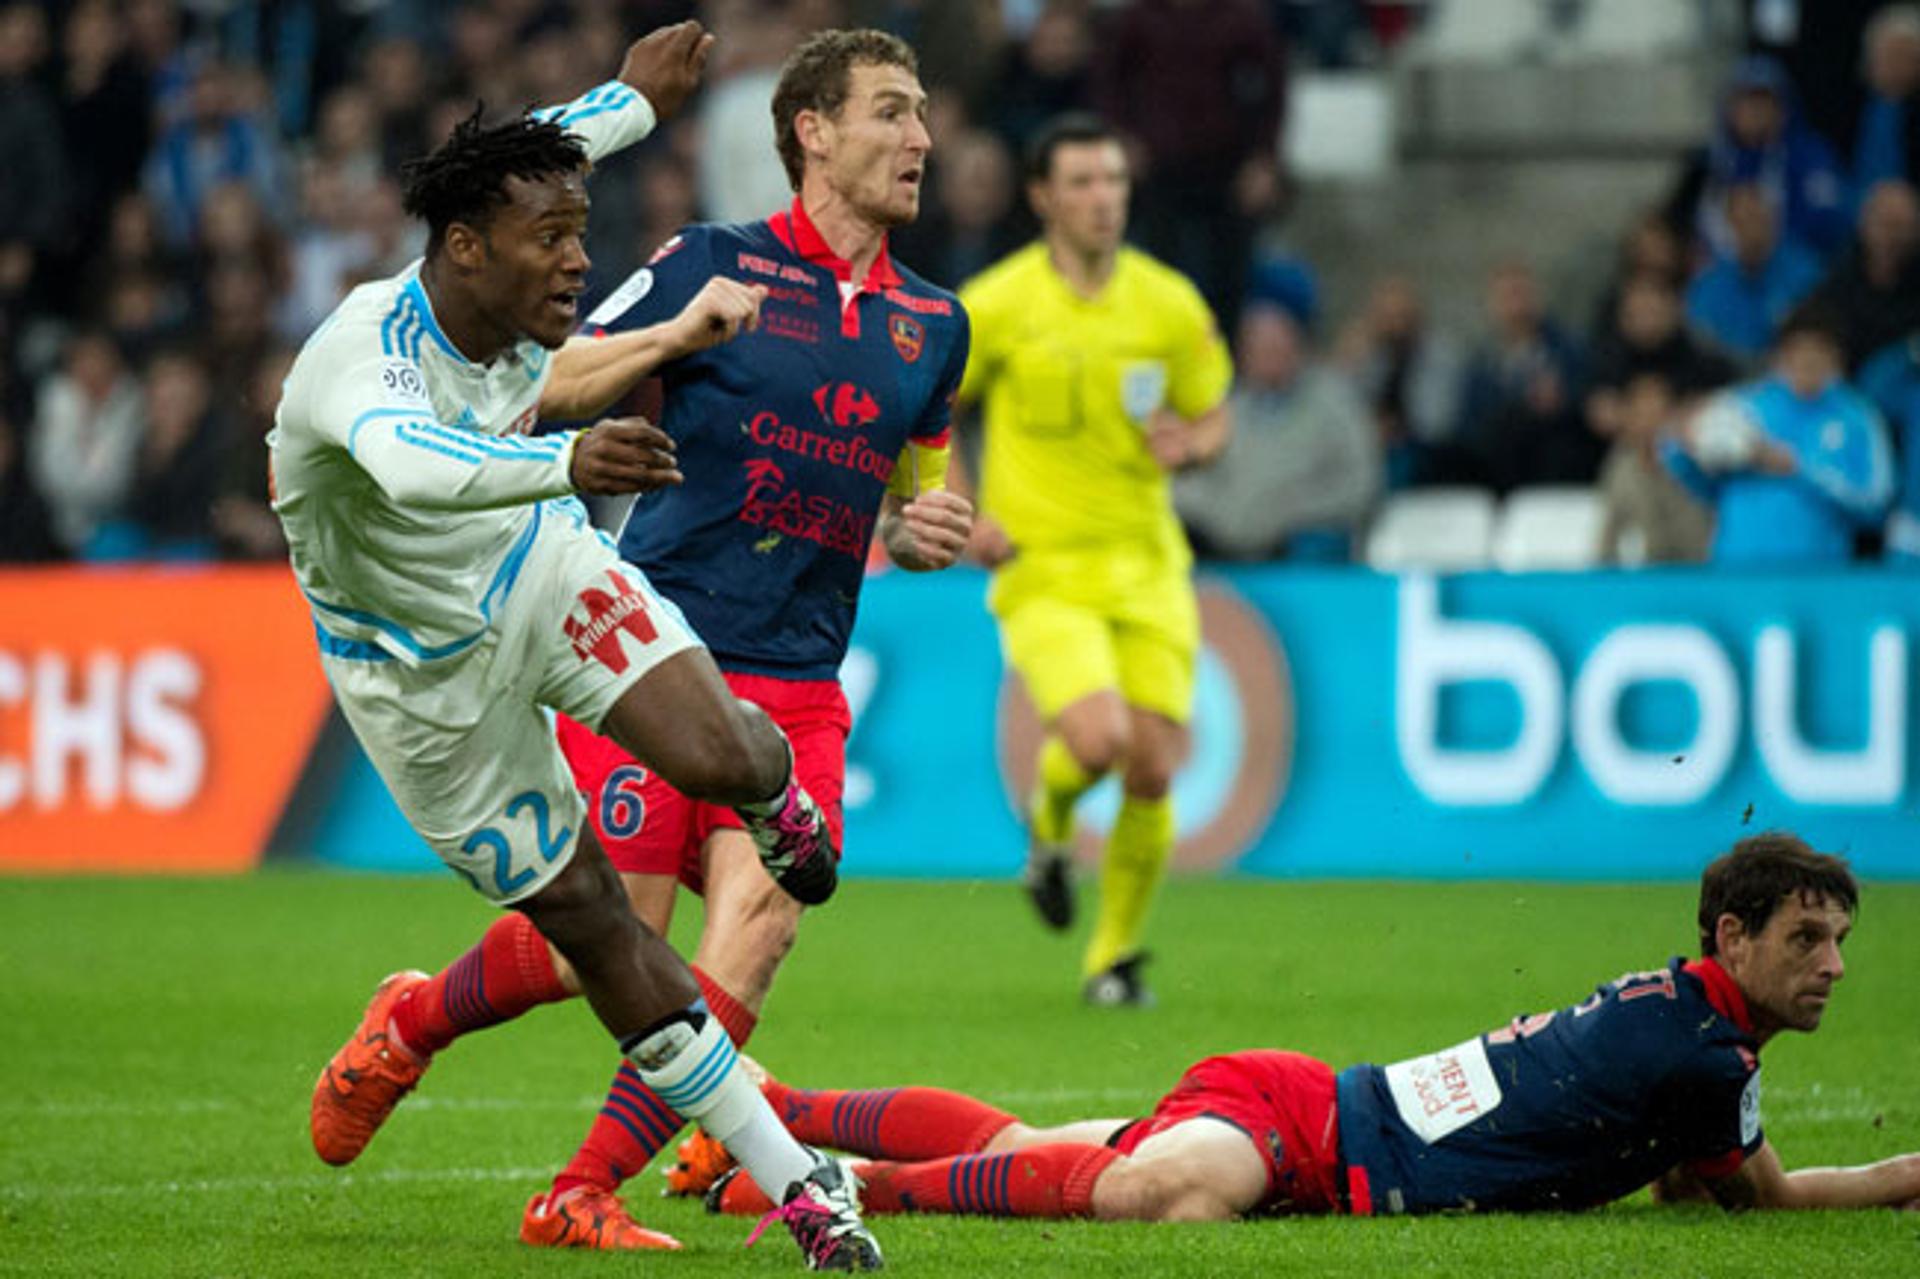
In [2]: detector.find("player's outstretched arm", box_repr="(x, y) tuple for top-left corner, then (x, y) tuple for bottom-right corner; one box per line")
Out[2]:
(540, 278), (766, 420)
(529, 22), (714, 166)
(1701, 1141), (1920, 1211)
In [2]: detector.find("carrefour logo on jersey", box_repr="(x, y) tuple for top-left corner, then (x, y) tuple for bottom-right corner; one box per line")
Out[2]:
(1395, 574), (1911, 809)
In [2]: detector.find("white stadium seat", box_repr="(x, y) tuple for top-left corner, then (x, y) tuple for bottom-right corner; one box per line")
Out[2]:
(1413, 0), (1544, 62)
(1492, 485), (1605, 572)
(1365, 488), (1497, 571)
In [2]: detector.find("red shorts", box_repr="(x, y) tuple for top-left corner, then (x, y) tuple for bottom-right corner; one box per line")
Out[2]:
(556, 672), (850, 895)
(1112, 1050), (1344, 1216)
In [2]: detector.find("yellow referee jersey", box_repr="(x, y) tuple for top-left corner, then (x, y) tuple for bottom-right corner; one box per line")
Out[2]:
(958, 243), (1231, 557)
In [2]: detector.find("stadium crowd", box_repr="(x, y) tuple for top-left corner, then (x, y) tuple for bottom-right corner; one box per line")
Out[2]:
(3, 0), (1919, 569)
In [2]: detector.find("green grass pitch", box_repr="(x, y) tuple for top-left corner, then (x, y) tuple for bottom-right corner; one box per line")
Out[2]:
(2, 872), (1916, 1277)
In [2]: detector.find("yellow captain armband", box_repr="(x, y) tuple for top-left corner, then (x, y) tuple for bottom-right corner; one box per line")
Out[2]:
(886, 439), (951, 499)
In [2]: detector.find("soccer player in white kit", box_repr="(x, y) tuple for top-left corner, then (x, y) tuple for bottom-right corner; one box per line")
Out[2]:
(271, 22), (880, 1271)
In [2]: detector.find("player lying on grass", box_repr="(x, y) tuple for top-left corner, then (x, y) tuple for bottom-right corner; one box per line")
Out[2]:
(276, 20), (878, 1269)
(691, 833), (1920, 1220)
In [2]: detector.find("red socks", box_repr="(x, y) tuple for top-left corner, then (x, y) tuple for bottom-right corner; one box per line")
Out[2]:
(551, 967), (758, 1197)
(390, 912), (568, 1056)
(757, 1079), (1017, 1161)
(718, 1144), (1120, 1218)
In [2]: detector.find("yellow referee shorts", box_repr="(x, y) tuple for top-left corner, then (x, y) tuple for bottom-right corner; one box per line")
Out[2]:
(988, 548), (1198, 725)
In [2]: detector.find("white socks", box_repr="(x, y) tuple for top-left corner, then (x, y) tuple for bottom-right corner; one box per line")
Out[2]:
(627, 1011), (813, 1199)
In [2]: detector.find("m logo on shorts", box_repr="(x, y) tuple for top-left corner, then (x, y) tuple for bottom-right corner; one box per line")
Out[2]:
(564, 572), (660, 674)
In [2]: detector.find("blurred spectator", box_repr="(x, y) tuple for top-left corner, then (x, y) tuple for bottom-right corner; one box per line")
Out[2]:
(308, 82), (384, 195)
(1596, 372), (1711, 565)
(356, 176), (423, 281)
(698, 1), (800, 223)
(1744, 0), (1884, 155)
(629, 152), (699, 268)
(446, 4), (518, 106)
(892, 128), (1021, 290)
(100, 271), (189, 366)
(1667, 56), (1849, 265)
(142, 59), (287, 247)
(123, 347), (224, 557)
(1458, 260), (1594, 492)
(0, 364), (59, 561)
(1336, 275), (1469, 490)
(849, 0), (1004, 118)
(1586, 273), (1737, 442)
(1683, 182), (1823, 365)
(1176, 301), (1378, 560)
(79, 193), (191, 341)
(1849, 5), (1920, 197)
(127, 0), (192, 127)
(0, 2), (71, 316)
(54, 0), (153, 308)
(29, 330), (144, 556)
(1587, 209), (1688, 347)
(282, 162), (374, 338)
(200, 260), (275, 420)
(196, 180), (287, 293)
(211, 345), (291, 561)
(990, 0), (1091, 151)
(1094, 0), (1287, 322)
(1663, 308), (1893, 564)
(362, 35), (432, 173)
(1800, 179), (1920, 371)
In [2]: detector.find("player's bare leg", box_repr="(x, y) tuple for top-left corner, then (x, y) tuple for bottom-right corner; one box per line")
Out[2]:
(602, 649), (840, 905)
(1026, 688), (1130, 931)
(1085, 1118), (1265, 1222)
(691, 833), (804, 1006)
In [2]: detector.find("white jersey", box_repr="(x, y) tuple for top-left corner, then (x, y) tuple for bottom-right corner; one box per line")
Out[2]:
(271, 81), (656, 666)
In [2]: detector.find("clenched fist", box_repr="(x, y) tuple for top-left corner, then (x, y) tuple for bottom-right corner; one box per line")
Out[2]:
(570, 417), (682, 495)
(671, 277), (768, 357)
(618, 21), (715, 122)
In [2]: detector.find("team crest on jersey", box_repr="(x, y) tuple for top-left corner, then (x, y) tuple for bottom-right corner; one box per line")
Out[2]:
(563, 571), (660, 674)
(888, 314), (924, 363)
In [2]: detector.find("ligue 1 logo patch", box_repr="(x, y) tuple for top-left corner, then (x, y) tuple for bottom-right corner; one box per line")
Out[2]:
(889, 314), (924, 363)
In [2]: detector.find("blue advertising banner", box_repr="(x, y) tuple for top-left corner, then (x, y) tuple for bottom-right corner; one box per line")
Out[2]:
(300, 566), (1920, 880)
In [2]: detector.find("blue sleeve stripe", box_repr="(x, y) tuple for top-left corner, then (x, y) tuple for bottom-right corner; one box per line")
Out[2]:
(394, 422), (484, 463)
(550, 102), (630, 128)
(348, 406), (433, 456)
(409, 419), (565, 459)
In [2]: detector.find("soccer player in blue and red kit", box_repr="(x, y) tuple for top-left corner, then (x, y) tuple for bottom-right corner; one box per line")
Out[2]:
(306, 28), (973, 1252)
(703, 834), (1920, 1221)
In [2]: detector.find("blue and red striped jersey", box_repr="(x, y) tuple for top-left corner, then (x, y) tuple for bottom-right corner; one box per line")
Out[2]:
(582, 199), (968, 678)
(1335, 957), (1765, 1214)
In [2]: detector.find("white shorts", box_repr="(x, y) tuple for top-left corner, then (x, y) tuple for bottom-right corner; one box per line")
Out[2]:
(322, 507), (701, 903)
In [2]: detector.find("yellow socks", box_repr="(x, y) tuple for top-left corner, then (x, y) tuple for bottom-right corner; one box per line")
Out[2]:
(1083, 794), (1173, 978)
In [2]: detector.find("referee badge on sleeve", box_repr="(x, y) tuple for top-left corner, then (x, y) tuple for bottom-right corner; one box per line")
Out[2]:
(1121, 360), (1168, 426)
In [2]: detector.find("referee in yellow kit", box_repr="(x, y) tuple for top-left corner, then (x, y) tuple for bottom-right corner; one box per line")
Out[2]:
(958, 113), (1233, 1006)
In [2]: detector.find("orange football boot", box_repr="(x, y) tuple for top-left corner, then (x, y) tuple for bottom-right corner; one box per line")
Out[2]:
(520, 1186), (683, 1250)
(663, 1127), (738, 1197)
(309, 970), (431, 1166)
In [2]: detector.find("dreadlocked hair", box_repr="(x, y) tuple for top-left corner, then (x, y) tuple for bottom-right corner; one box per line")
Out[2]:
(400, 105), (588, 253)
